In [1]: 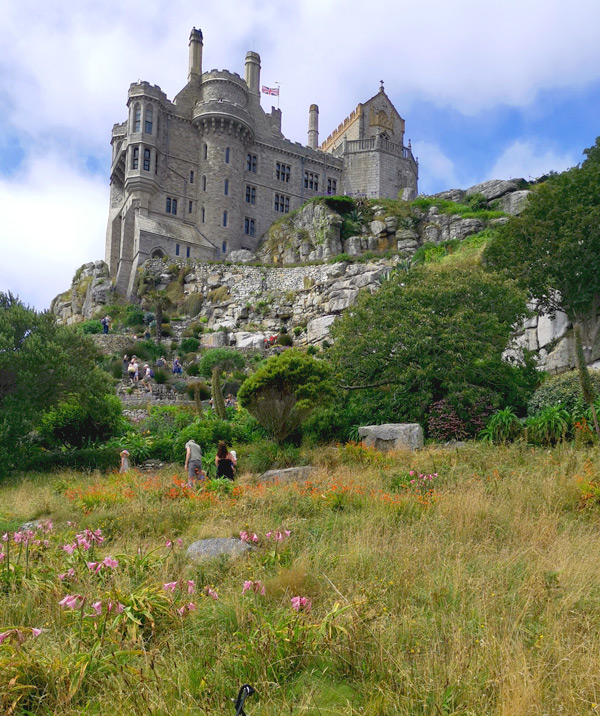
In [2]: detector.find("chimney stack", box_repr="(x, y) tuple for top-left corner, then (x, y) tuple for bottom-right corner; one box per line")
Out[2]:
(245, 51), (261, 96)
(308, 104), (319, 149)
(188, 28), (203, 82)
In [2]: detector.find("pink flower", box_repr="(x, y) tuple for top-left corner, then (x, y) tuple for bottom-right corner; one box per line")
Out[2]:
(58, 568), (76, 581)
(204, 587), (218, 600)
(409, 470), (415, 476)
(165, 540), (172, 548)
(176, 605), (186, 616)
(13, 532), (22, 544)
(187, 602), (197, 612)
(102, 556), (118, 569)
(63, 543), (76, 554)
(176, 538), (183, 547)
(242, 580), (253, 594)
(266, 530), (290, 542)
(67, 521), (75, 527)
(91, 601), (103, 616)
(108, 601), (124, 613)
(239, 531), (250, 543)
(59, 594), (84, 610)
(291, 596), (312, 613)
(176, 602), (197, 617)
(0, 552), (4, 562)
(87, 561), (99, 571)
(163, 581), (178, 593)
(2, 533), (8, 542)
(242, 580), (265, 596)
(0, 630), (12, 644)
(31, 628), (42, 637)
(187, 580), (196, 594)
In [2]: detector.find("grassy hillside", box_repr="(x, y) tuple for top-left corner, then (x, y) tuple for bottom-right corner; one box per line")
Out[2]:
(2, 443), (600, 715)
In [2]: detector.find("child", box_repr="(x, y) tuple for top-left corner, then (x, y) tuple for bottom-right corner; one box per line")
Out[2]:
(119, 450), (130, 473)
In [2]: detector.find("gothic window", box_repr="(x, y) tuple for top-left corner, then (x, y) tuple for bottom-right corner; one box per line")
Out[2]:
(203, 144), (208, 160)
(304, 171), (319, 190)
(327, 178), (337, 195)
(225, 147), (230, 163)
(133, 104), (141, 133)
(245, 185), (256, 204)
(224, 179), (229, 196)
(144, 105), (153, 134)
(202, 175), (207, 191)
(246, 154), (257, 172)
(143, 148), (151, 171)
(131, 147), (139, 170)
(274, 194), (290, 213)
(223, 210), (228, 227)
(276, 162), (290, 182)
(222, 241), (227, 254)
(166, 197), (178, 215)
(244, 218), (255, 236)
(190, 170), (194, 184)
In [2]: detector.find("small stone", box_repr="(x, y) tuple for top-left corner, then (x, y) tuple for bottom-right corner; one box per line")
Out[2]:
(187, 538), (253, 563)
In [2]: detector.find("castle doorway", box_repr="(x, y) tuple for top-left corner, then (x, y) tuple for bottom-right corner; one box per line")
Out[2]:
(150, 248), (166, 259)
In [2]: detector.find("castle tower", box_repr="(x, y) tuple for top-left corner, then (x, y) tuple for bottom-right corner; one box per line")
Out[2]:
(308, 104), (319, 150)
(244, 51), (261, 97)
(188, 28), (203, 82)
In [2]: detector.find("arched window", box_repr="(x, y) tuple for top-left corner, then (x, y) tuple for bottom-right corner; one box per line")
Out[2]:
(133, 104), (141, 133)
(225, 147), (230, 163)
(131, 147), (139, 169)
(222, 241), (227, 254)
(201, 207), (205, 223)
(223, 211), (228, 227)
(202, 175), (207, 191)
(203, 144), (208, 160)
(224, 179), (229, 196)
(145, 105), (153, 134)
(143, 147), (151, 171)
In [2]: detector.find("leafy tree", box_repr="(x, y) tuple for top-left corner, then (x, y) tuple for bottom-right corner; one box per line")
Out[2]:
(0, 293), (115, 474)
(238, 349), (333, 442)
(484, 141), (600, 362)
(328, 261), (538, 430)
(198, 349), (245, 419)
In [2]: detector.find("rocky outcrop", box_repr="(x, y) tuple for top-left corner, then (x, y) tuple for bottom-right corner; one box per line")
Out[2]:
(51, 261), (112, 325)
(358, 423), (424, 451)
(433, 178), (531, 217)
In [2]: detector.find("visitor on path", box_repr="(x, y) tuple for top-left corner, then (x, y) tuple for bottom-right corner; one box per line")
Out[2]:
(141, 364), (154, 393)
(119, 450), (130, 473)
(101, 315), (111, 334)
(131, 358), (139, 383)
(172, 356), (182, 374)
(127, 358), (136, 384)
(123, 355), (130, 375)
(215, 441), (236, 480)
(185, 439), (204, 487)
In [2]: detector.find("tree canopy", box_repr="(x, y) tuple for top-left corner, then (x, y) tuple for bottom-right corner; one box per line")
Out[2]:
(327, 261), (537, 428)
(483, 139), (600, 359)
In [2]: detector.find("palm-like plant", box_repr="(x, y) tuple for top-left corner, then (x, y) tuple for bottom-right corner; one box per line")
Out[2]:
(198, 349), (245, 419)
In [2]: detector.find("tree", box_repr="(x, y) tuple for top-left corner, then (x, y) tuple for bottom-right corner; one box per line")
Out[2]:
(0, 293), (116, 474)
(238, 349), (333, 442)
(484, 142), (600, 363)
(328, 261), (537, 430)
(143, 290), (170, 342)
(198, 348), (245, 419)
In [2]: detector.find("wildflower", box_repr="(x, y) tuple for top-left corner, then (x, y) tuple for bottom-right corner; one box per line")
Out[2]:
(107, 601), (124, 614)
(63, 543), (76, 554)
(102, 556), (118, 569)
(59, 594), (84, 610)
(163, 581), (178, 592)
(0, 552), (4, 562)
(31, 628), (42, 637)
(165, 540), (172, 548)
(177, 538), (183, 547)
(1, 533), (7, 542)
(204, 586), (218, 600)
(91, 601), (103, 616)
(187, 580), (196, 594)
(243, 580), (265, 596)
(291, 596), (312, 613)
(0, 631), (11, 644)
(13, 532), (23, 544)
(187, 601), (197, 611)
(87, 561), (99, 572)
(266, 530), (290, 541)
(240, 531), (259, 543)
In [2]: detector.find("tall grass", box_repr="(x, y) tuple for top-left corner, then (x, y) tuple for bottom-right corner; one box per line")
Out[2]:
(1, 443), (600, 714)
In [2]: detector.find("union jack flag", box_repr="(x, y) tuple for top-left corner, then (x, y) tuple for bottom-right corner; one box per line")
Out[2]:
(262, 85), (279, 96)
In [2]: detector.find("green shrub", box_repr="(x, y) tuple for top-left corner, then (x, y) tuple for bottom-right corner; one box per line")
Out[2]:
(161, 325), (174, 337)
(528, 370), (600, 416)
(81, 319), (103, 334)
(479, 407), (523, 444)
(525, 406), (571, 445)
(306, 345), (318, 355)
(154, 368), (168, 384)
(124, 308), (145, 327)
(207, 286), (229, 303)
(183, 294), (204, 316)
(293, 326), (303, 337)
(277, 333), (294, 346)
(180, 337), (200, 353)
(324, 195), (356, 214)
(187, 363), (200, 377)
(131, 340), (163, 361)
(39, 395), (124, 448)
(21, 445), (121, 472)
(239, 439), (304, 473)
(186, 381), (211, 401)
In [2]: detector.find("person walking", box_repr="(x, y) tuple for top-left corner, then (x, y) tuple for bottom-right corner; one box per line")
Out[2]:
(215, 441), (236, 480)
(185, 439), (204, 487)
(141, 364), (154, 393)
(119, 450), (130, 473)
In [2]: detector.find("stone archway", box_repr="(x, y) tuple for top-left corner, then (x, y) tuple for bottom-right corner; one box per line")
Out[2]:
(150, 247), (166, 259)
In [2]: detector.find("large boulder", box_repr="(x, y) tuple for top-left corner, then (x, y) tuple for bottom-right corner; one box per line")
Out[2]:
(260, 466), (315, 483)
(358, 423), (424, 451)
(498, 190), (531, 216)
(465, 179), (524, 201)
(307, 314), (336, 343)
(187, 538), (253, 563)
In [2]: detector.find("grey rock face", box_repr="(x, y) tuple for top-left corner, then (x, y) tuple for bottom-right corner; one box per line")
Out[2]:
(498, 190), (531, 216)
(187, 538), (253, 563)
(358, 423), (424, 451)
(465, 179), (524, 201)
(260, 466), (315, 483)
(431, 189), (467, 203)
(228, 249), (255, 263)
(307, 314), (336, 343)
(369, 220), (387, 236)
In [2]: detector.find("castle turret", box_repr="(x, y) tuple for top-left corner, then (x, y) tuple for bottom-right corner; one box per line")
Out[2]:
(308, 104), (319, 149)
(245, 51), (261, 96)
(188, 28), (203, 82)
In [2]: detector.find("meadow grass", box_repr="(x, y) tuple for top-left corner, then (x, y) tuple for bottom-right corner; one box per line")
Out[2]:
(1, 442), (600, 715)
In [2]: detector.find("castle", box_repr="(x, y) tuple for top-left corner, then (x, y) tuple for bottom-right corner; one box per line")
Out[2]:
(105, 28), (419, 296)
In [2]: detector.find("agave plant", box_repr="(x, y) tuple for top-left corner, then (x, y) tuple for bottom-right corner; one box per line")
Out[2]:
(525, 406), (571, 446)
(479, 407), (522, 444)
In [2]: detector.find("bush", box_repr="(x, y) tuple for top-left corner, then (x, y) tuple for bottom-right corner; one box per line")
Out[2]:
(238, 439), (304, 473)
(277, 333), (293, 347)
(528, 370), (600, 416)
(154, 368), (168, 384)
(81, 319), (103, 334)
(21, 445), (121, 473)
(124, 308), (145, 327)
(180, 337), (200, 353)
(427, 395), (494, 441)
(479, 407), (523, 444)
(525, 406), (571, 445)
(187, 363), (200, 377)
(39, 395), (124, 448)
(183, 294), (204, 317)
(130, 340), (163, 362)
(186, 381), (211, 401)
(324, 195), (356, 214)
(207, 286), (229, 303)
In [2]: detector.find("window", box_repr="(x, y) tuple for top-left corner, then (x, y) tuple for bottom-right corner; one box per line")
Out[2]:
(133, 104), (141, 133)
(276, 162), (291, 182)
(201, 207), (205, 223)
(274, 194), (290, 213)
(304, 171), (319, 191)
(224, 179), (229, 196)
(166, 197), (178, 215)
(143, 148), (151, 171)
(244, 217), (255, 236)
(190, 170), (194, 184)
(223, 210), (228, 227)
(144, 105), (153, 134)
(175, 243), (180, 256)
(245, 185), (256, 204)
(222, 241), (227, 254)
(202, 175), (207, 191)
(246, 153), (257, 172)
(203, 144), (208, 160)
(327, 178), (337, 195)
(186, 246), (191, 258)
(225, 147), (230, 163)
(131, 147), (139, 170)
(188, 200), (193, 213)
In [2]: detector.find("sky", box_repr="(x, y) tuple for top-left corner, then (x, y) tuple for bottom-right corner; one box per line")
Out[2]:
(2, 0), (600, 310)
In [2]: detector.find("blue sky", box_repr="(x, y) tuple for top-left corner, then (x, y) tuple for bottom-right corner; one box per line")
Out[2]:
(2, 0), (600, 310)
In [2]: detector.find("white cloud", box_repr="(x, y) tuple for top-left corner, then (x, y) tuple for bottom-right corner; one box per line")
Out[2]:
(0, 152), (107, 310)
(410, 141), (474, 194)
(489, 140), (578, 181)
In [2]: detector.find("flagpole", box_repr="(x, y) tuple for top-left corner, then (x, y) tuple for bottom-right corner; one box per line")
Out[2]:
(275, 82), (280, 110)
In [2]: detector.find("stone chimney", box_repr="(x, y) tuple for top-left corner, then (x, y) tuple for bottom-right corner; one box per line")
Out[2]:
(188, 28), (203, 82)
(245, 51), (261, 96)
(308, 104), (319, 149)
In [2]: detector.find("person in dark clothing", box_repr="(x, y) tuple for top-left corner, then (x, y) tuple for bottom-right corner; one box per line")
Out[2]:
(215, 440), (236, 480)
